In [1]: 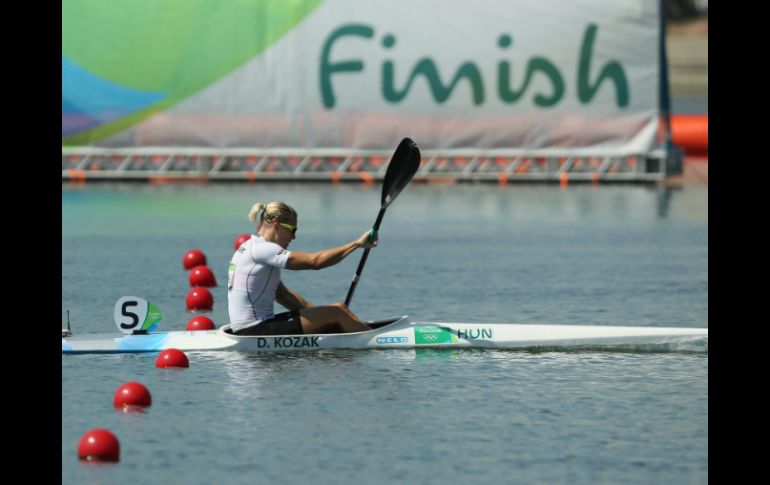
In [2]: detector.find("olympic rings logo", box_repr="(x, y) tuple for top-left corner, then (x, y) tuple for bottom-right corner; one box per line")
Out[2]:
(422, 333), (440, 341)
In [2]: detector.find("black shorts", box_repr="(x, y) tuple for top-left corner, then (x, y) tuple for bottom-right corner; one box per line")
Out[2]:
(232, 311), (303, 336)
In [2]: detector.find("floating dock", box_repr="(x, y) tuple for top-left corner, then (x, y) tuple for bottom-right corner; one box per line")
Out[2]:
(63, 147), (685, 185)
(61, 116), (708, 186)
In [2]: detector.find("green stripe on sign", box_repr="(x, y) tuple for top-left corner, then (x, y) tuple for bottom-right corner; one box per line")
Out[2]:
(142, 303), (163, 331)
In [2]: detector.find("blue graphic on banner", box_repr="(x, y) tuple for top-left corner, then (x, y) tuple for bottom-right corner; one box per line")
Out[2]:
(62, 56), (166, 136)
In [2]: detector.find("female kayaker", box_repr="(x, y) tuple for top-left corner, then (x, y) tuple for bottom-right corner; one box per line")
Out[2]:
(227, 201), (376, 335)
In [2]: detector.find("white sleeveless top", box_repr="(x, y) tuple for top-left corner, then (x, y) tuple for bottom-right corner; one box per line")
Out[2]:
(227, 234), (291, 331)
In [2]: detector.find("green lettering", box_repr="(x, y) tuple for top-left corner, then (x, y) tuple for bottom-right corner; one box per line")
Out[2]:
(319, 23), (627, 110)
(577, 24), (629, 107)
(497, 35), (564, 107)
(320, 24), (374, 108)
(383, 58), (484, 105)
(498, 58), (564, 107)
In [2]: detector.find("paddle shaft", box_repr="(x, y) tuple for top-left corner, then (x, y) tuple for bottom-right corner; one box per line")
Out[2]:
(344, 207), (386, 306)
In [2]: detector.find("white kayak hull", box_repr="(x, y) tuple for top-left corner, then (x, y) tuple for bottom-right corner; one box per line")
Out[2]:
(62, 317), (708, 354)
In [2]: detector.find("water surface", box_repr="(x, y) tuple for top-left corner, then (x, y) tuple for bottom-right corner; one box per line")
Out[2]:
(62, 182), (707, 484)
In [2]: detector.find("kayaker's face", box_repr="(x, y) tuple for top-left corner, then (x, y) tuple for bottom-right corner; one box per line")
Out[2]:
(274, 215), (297, 248)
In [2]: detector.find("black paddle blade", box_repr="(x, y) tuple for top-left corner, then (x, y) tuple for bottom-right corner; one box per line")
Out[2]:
(381, 137), (421, 208)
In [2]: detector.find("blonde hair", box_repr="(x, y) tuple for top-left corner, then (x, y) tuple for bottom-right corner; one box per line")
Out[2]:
(248, 201), (297, 225)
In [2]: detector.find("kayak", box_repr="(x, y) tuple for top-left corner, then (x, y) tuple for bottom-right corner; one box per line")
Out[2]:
(61, 316), (708, 354)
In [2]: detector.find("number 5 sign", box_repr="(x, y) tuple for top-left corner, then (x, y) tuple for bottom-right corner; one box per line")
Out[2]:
(113, 296), (162, 334)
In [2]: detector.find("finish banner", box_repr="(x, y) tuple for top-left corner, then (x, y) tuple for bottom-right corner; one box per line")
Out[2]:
(62, 0), (661, 153)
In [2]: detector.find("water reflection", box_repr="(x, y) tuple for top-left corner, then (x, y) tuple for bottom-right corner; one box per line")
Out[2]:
(657, 187), (674, 218)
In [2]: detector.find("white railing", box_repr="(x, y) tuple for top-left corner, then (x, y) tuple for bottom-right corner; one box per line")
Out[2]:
(62, 146), (681, 184)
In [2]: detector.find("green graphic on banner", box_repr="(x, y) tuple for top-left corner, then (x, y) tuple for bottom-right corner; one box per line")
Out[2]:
(62, 0), (324, 144)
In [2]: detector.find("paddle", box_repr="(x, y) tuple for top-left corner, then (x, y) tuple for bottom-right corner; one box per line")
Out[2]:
(344, 137), (421, 307)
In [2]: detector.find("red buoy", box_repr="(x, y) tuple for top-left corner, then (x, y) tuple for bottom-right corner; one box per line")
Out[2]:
(186, 315), (216, 331)
(182, 249), (207, 270)
(113, 381), (152, 409)
(234, 234), (250, 250)
(186, 287), (213, 312)
(78, 429), (120, 462)
(188, 265), (217, 287)
(156, 348), (189, 368)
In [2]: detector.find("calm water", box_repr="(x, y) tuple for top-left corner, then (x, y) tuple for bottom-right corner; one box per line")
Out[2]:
(62, 182), (708, 484)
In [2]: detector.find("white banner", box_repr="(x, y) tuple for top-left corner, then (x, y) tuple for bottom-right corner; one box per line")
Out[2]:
(65, 0), (661, 154)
